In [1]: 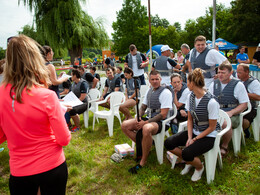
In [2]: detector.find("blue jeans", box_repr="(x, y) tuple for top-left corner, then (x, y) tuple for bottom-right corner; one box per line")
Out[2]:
(138, 74), (146, 85)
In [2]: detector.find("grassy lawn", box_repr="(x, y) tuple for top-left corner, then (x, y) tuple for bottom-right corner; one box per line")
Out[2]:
(0, 110), (259, 194)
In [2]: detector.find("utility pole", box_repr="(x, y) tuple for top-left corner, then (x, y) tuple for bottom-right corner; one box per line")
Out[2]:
(148, 0), (152, 69)
(212, 0), (216, 48)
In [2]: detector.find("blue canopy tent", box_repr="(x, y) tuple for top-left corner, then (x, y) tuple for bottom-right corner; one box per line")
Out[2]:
(146, 44), (163, 59)
(208, 38), (238, 50)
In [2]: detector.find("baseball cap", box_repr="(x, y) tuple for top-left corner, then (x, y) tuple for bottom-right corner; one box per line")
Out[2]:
(161, 45), (173, 52)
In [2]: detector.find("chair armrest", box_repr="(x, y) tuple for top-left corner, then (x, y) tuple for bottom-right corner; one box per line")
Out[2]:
(95, 99), (107, 106)
(162, 114), (177, 126)
(89, 98), (99, 103)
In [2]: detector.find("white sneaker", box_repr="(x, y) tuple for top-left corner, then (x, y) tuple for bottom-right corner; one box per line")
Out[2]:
(191, 165), (204, 182)
(180, 164), (193, 175)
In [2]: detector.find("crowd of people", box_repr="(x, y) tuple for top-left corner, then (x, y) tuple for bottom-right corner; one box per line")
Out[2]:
(0, 34), (259, 194)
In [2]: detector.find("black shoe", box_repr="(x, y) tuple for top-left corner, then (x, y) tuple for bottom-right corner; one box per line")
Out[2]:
(128, 164), (142, 174)
(244, 128), (251, 138)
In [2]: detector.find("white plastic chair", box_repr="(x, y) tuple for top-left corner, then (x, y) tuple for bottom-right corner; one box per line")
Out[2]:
(232, 102), (251, 156)
(83, 89), (100, 128)
(132, 104), (177, 165)
(170, 110), (232, 184)
(92, 92), (125, 136)
(152, 104), (177, 164)
(138, 85), (150, 110)
(251, 103), (260, 142)
(99, 77), (107, 94)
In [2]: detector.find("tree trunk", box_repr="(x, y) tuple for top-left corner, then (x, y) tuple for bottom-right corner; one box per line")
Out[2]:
(68, 45), (83, 65)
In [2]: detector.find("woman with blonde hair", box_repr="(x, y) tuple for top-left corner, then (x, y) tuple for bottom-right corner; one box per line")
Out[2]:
(164, 68), (220, 182)
(42, 45), (68, 98)
(0, 35), (71, 194)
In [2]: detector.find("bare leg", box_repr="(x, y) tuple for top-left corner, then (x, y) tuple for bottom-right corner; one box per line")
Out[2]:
(221, 128), (232, 149)
(186, 157), (203, 170)
(119, 99), (136, 119)
(71, 114), (80, 128)
(139, 122), (159, 167)
(242, 118), (250, 130)
(121, 118), (138, 142)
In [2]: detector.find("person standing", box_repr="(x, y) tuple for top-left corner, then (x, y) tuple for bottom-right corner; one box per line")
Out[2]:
(186, 35), (227, 88)
(152, 45), (181, 86)
(252, 43), (260, 67)
(0, 35), (71, 194)
(124, 44), (149, 85)
(177, 50), (184, 64)
(236, 46), (250, 64)
(42, 45), (68, 98)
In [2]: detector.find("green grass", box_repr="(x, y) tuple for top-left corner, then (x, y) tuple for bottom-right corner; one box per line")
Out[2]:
(0, 111), (259, 194)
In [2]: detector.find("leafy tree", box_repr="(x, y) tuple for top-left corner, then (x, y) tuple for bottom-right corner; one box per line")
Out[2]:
(151, 14), (169, 28)
(19, 0), (108, 64)
(88, 52), (96, 59)
(228, 0), (260, 43)
(173, 22), (182, 33)
(0, 47), (5, 59)
(112, 0), (148, 55)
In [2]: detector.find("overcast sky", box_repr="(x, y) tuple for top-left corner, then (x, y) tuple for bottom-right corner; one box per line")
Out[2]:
(0, 0), (232, 49)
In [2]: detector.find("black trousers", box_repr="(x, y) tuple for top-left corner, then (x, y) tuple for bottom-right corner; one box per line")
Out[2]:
(9, 161), (68, 195)
(164, 131), (215, 162)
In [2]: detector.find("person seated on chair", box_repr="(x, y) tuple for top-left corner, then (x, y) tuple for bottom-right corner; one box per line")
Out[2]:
(58, 71), (72, 97)
(164, 68), (220, 182)
(121, 70), (172, 174)
(89, 66), (100, 81)
(170, 73), (191, 133)
(78, 66), (98, 89)
(116, 66), (125, 83)
(208, 61), (249, 156)
(236, 63), (260, 138)
(99, 68), (123, 108)
(67, 69), (89, 132)
(119, 67), (140, 120)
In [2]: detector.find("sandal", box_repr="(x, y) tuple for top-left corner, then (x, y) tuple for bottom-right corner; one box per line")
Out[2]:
(220, 146), (229, 157)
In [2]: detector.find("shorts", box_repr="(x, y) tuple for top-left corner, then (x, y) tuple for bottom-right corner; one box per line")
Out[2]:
(142, 117), (169, 134)
(231, 115), (240, 129)
(244, 108), (257, 124)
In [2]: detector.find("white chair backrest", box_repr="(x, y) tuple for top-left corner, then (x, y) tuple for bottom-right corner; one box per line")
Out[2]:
(106, 92), (125, 111)
(140, 85), (149, 98)
(88, 88), (100, 100)
(99, 77), (107, 93)
(218, 110), (231, 131)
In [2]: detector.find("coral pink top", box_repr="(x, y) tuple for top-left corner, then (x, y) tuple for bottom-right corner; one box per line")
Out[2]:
(0, 84), (71, 176)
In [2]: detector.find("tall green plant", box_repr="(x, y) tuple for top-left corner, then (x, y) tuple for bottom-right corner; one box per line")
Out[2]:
(19, 0), (108, 64)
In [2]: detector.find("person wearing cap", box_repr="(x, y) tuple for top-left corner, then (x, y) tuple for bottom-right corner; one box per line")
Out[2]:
(186, 35), (227, 88)
(236, 46), (250, 64)
(252, 43), (260, 67)
(152, 45), (181, 86)
(124, 44), (149, 85)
